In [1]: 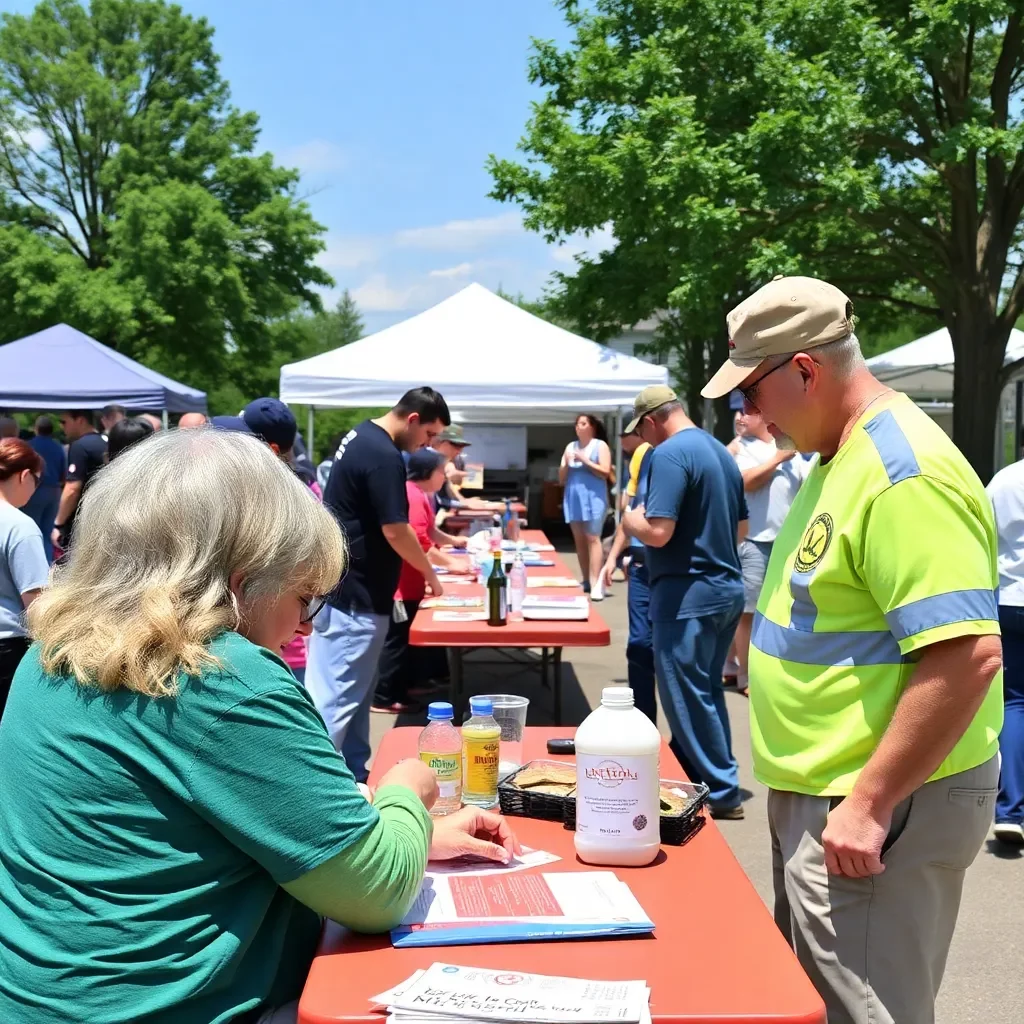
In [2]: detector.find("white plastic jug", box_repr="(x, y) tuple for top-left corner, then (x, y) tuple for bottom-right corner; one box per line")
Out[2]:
(574, 686), (661, 867)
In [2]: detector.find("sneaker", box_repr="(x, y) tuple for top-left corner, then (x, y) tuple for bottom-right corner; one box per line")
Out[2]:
(590, 580), (605, 601)
(709, 803), (745, 821)
(993, 821), (1024, 845)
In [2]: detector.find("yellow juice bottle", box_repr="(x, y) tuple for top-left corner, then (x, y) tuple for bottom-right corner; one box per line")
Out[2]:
(462, 696), (502, 808)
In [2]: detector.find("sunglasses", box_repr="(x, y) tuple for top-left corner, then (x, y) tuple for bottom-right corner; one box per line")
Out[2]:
(298, 595), (327, 624)
(738, 355), (796, 409)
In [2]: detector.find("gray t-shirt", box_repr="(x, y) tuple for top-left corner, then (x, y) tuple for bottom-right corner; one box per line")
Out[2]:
(733, 436), (813, 543)
(0, 503), (48, 639)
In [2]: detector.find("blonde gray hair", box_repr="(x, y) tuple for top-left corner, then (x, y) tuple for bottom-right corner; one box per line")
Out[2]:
(30, 427), (346, 697)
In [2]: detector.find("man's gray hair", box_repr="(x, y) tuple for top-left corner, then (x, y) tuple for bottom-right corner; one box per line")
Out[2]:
(653, 400), (683, 422)
(813, 333), (865, 379)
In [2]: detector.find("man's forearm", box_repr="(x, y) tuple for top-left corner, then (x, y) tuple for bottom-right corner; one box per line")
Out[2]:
(740, 461), (778, 493)
(604, 522), (629, 567)
(849, 634), (1002, 814)
(623, 509), (672, 547)
(54, 483), (82, 526)
(430, 525), (458, 547)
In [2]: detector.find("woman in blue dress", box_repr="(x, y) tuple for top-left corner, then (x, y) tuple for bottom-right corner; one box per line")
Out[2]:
(559, 414), (612, 599)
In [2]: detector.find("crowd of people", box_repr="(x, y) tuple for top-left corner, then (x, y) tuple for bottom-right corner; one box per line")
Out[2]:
(0, 274), (1017, 1024)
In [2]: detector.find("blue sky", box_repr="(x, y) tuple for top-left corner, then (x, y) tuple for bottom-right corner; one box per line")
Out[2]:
(170, 0), (607, 333)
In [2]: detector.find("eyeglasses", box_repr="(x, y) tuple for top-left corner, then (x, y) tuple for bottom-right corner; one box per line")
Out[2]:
(738, 355), (796, 410)
(298, 595), (327, 624)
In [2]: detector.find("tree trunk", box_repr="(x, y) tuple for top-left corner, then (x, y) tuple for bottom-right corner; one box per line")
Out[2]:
(949, 316), (1009, 483)
(683, 335), (705, 429)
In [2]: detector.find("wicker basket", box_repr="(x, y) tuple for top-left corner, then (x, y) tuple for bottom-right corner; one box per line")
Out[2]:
(497, 760), (576, 822)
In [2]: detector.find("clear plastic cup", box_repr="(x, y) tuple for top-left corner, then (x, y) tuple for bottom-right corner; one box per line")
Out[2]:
(475, 694), (529, 777)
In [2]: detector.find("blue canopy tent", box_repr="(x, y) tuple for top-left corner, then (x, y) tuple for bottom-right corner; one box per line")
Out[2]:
(0, 324), (207, 413)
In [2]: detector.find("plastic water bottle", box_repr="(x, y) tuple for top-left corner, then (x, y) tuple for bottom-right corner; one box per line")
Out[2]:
(574, 686), (661, 867)
(509, 552), (527, 615)
(462, 697), (501, 808)
(418, 702), (463, 816)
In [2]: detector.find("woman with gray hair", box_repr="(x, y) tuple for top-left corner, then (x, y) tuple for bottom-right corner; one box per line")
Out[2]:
(0, 428), (518, 1024)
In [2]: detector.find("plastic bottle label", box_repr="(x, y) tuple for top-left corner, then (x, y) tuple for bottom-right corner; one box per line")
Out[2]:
(420, 751), (462, 798)
(463, 729), (501, 795)
(576, 753), (659, 841)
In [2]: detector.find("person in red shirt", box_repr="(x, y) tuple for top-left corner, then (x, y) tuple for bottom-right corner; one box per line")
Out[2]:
(373, 449), (467, 714)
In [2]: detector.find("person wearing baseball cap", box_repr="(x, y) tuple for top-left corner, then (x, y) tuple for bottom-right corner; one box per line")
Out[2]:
(620, 384), (748, 818)
(705, 276), (1001, 1023)
(433, 423), (502, 514)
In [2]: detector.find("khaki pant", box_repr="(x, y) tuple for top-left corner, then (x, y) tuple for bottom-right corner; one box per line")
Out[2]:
(769, 756), (997, 1024)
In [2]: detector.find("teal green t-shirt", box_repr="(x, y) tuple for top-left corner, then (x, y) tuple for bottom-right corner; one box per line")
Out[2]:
(0, 631), (380, 1023)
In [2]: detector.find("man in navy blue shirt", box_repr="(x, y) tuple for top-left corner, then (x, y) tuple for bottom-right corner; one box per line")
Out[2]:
(23, 416), (66, 562)
(306, 387), (451, 781)
(622, 385), (747, 818)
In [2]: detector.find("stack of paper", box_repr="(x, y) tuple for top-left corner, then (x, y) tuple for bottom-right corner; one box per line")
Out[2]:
(390, 870), (653, 948)
(371, 962), (651, 1024)
(521, 596), (589, 621)
(526, 577), (581, 589)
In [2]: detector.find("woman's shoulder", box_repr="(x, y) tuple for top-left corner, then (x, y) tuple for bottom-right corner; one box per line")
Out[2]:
(202, 632), (300, 698)
(0, 502), (43, 543)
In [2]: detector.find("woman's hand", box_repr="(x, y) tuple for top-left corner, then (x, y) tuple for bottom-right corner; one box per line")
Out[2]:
(376, 759), (439, 811)
(429, 807), (523, 863)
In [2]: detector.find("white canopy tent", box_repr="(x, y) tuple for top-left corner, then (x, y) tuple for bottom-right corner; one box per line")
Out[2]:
(867, 326), (1024, 469)
(866, 326), (1024, 398)
(280, 282), (668, 415)
(280, 283), (669, 494)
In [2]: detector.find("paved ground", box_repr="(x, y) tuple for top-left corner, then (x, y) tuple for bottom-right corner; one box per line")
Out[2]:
(368, 545), (1022, 1022)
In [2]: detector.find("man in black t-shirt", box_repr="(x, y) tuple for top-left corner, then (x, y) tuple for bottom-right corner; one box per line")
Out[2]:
(306, 386), (451, 780)
(53, 410), (108, 552)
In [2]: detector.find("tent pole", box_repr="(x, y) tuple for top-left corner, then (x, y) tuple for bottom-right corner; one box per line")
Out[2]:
(162, 410), (169, 430)
(614, 410), (623, 524)
(307, 406), (315, 459)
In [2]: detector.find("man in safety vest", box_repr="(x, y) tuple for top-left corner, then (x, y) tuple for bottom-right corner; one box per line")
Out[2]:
(702, 276), (1002, 1024)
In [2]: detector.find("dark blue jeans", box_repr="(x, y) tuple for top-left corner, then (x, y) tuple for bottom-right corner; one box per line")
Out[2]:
(22, 484), (60, 563)
(626, 559), (657, 723)
(652, 595), (743, 808)
(997, 605), (1024, 824)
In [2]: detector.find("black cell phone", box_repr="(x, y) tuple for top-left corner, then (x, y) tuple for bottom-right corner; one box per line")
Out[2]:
(546, 738), (575, 755)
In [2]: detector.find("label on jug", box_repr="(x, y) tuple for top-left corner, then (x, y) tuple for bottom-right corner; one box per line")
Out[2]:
(576, 753), (659, 841)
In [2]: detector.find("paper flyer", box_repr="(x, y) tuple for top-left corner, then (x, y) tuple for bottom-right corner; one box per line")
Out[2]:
(378, 962), (650, 1023)
(391, 871), (653, 948)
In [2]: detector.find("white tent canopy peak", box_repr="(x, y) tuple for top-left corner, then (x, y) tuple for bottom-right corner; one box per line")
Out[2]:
(279, 282), (668, 411)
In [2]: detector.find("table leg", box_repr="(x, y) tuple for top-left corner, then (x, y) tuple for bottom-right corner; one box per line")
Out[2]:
(553, 647), (563, 726)
(540, 647), (550, 690)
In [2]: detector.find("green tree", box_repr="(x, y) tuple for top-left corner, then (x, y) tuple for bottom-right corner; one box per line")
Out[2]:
(0, 0), (331, 392)
(492, 1), (1024, 475)
(211, 289), (365, 406)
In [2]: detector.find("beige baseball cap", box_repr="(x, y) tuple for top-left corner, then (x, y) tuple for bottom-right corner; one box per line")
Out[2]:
(624, 384), (678, 434)
(701, 276), (854, 399)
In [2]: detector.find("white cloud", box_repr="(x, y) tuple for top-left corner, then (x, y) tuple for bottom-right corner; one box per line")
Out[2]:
(428, 262), (474, 279)
(281, 139), (348, 174)
(351, 274), (425, 312)
(318, 234), (379, 271)
(395, 212), (522, 251)
(551, 222), (616, 265)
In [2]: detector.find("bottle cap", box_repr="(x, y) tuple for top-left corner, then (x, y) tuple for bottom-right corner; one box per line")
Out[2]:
(427, 701), (454, 721)
(469, 696), (494, 716)
(601, 686), (635, 708)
